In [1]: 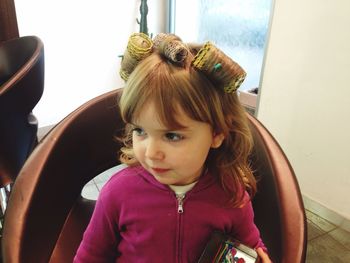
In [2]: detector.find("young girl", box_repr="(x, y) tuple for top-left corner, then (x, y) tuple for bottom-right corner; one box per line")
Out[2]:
(74, 33), (271, 263)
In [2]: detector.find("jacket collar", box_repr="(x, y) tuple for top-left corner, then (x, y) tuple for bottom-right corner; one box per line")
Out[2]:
(129, 165), (217, 193)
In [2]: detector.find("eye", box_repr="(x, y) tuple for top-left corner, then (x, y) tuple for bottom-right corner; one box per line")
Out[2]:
(132, 127), (146, 137)
(164, 132), (184, 142)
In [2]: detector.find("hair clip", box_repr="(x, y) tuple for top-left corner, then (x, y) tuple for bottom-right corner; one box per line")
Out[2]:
(213, 63), (222, 72)
(119, 33), (153, 81)
(192, 42), (246, 93)
(153, 33), (188, 63)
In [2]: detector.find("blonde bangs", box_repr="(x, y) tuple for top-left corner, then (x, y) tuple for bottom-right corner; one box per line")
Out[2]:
(120, 53), (216, 129)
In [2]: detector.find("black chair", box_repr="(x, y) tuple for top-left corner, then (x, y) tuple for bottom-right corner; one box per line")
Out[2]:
(0, 36), (44, 211)
(2, 89), (307, 263)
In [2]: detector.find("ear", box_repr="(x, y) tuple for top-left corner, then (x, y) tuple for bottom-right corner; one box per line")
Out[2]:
(211, 133), (225, 149)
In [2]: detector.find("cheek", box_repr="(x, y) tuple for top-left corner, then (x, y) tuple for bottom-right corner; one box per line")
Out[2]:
(132, 138), (144, 160)
(194, 142), (213, 165)
(192, 148), (211, 166)
(174, 143), (211, 167)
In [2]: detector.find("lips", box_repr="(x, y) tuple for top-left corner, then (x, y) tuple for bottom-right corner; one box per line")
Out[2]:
(152, 167), (171, 173)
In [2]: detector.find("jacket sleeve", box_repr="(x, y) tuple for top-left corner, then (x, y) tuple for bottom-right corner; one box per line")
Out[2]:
(74, 187), (120, 263)
(233, 199), (268, 252)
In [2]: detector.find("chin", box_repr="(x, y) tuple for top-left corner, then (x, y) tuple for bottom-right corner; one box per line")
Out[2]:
(153, 175), (174, 185)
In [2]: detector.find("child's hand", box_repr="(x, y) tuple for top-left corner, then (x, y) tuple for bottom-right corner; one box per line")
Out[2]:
(256, 247), (272, 263)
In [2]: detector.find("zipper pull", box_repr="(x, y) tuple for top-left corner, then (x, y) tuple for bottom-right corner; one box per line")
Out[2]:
(176, 194), (185, 213)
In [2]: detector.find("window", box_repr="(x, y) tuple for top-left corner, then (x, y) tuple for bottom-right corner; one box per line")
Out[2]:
(172, 0), (273, 92)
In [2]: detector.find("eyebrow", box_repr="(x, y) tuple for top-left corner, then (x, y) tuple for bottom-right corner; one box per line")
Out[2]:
(130, 122), (190, 132)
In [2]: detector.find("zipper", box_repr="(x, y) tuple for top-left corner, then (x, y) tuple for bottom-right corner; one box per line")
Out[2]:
(175, 193), (185, 262)
(176, 194), (185, 213)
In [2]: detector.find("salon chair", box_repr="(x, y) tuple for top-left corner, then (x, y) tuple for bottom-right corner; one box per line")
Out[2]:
(0, 36), (44, 212)
(2, 89), (307, 263)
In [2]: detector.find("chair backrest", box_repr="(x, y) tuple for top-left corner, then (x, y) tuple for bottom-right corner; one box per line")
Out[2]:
(2, 89), (307, 263)
(247, 114), (307, 262)
(0, 35), (44, 187)
(0, 0), (19, 42)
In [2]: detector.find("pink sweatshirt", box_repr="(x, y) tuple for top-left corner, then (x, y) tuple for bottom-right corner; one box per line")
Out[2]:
(74, 166), (266, 262)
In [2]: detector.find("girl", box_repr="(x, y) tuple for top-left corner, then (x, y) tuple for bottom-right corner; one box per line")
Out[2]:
(74, 33), (271, 263)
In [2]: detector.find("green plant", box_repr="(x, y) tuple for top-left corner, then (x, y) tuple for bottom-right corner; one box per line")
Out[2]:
(137, 0), (149, 35)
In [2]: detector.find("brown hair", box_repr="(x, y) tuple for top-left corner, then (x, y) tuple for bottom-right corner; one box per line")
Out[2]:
(119, 46), (256, 207)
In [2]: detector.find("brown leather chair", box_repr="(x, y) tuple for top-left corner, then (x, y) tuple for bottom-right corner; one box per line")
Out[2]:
(2, 89), (307, 263)
(0, 0), (19, 43)
(0, 36), (44, 206)
(248, 114), (307, 262)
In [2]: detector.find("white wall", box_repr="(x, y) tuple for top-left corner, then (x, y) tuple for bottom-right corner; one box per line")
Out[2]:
(15, 0), (166, 127)
(257, 0), (350, 219)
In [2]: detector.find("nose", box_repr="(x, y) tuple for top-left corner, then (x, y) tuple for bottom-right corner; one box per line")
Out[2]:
(145, 138), (165, 160)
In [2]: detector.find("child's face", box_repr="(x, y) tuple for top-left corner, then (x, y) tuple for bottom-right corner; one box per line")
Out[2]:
(132, 102), (224, 186)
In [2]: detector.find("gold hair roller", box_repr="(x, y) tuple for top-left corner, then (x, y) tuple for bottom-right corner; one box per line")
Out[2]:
(119, 33), (153, 81)
(153, 33), (188, 63)
(192, 42), (246, 93)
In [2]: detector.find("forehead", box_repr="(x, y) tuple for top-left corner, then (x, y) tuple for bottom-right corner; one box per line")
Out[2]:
(134, 101), (194, 130)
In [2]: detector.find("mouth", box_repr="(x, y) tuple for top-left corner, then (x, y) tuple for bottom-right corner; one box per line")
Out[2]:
(151, 167), (171, 173)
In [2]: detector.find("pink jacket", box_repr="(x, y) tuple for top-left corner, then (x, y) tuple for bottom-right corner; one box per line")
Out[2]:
(74, 166), (266, 262)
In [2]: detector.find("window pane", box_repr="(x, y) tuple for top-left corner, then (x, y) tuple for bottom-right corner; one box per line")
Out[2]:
(174, 0), (272, 91)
